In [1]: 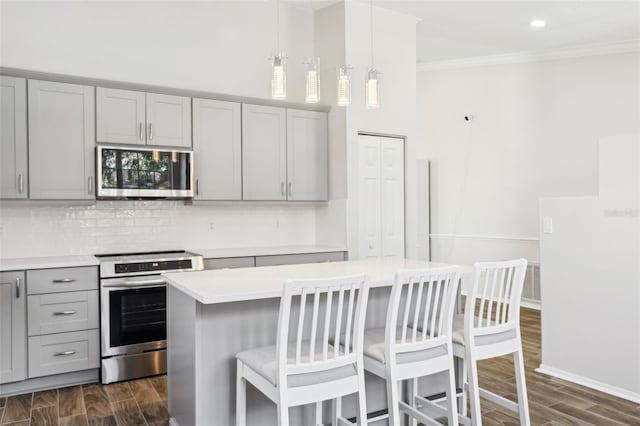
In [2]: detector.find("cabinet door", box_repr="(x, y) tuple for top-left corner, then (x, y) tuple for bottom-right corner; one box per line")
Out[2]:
(0, 271), (27, 384)
(28, 80), (95, 200)
(0, 76), (28, 199)
(242, 104), (287, 200)
(286, 109), (328, 201)
(146, 93), (191, 148)
(192, 99), (241, 200)
(96, 87), (146, 145)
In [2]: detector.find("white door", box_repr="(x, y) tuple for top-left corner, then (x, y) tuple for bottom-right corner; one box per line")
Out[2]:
(357, 135), (405, 259)
(0, 76), (28, 199)
(28, 80), (95, 200)
(192, 98), (242, 200)
(286, 109), (328, 201)
(146, 93), (192, 148)
(242, 104), (287, 201)
(96, 87), (146, 145)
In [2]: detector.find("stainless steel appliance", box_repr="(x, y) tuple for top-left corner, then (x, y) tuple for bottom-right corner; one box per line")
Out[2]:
(96, 145), (194, 199)
(97, 250), (204, 384)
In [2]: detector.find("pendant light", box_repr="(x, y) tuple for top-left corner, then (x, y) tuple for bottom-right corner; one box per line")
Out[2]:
(271, 0), (286, 100)
(365, 0), (380, 109)
(337, 65), (352, 106)
(305, 57), (320, 103)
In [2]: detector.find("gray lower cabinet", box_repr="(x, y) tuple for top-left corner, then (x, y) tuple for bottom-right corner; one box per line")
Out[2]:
(28, 290), (99, 336)
(255, 251), (346, 267)
(0, 271), (27, 384)
(27, 266), (98, 295)
(28, 80), (95, 200)
(0, 76), (28, 199)
(203, 257), (255, 270)
(28, 330), (99, 378)
(193, 98), (242, 200)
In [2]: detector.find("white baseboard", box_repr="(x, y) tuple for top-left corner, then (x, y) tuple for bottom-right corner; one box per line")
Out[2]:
(536, 364), (640, 404)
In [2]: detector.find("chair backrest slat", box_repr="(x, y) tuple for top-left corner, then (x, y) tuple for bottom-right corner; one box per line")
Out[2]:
(466, 259), (527, 335)
(385, 267), (462, 362)
(276, 275), (369, 385)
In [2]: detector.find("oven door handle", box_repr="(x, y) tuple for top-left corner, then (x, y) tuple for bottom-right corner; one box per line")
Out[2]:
(102, 279), (167, 288)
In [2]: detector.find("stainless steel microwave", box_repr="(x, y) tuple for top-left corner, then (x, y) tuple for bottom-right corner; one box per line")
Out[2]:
(96, 145), (193, 199)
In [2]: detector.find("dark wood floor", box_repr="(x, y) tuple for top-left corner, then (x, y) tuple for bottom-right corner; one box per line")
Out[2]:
(1, 308), (638, 425)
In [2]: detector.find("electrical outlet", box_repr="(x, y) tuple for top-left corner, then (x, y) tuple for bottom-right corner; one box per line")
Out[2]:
(275, 218), (280, 228)
(209, 222), (215, 231)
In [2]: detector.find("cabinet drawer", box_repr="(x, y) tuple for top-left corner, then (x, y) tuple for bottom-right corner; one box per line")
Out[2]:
(255, 251), (346, 267)
(28, 290), (98, 336)
(27, 266), (98, 295)
(28, 329), (99, 378)
(203, 257), (255, 270)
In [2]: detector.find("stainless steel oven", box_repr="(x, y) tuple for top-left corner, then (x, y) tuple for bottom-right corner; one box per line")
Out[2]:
(96, 145), (193, 199)
(97, 251), (203, 384)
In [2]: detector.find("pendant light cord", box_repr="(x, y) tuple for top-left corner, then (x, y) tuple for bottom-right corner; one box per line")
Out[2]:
(370, 0), (374, 69)
(276, 0), (280, 53)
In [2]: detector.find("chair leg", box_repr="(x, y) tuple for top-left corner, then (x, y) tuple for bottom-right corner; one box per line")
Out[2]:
(386, 375), (401, 426)
(357, 370), (368, 426)
(277, 404), (290, 426)
(513, 348), (531, 426)
(446, 352), (460, 426)
(236, 360), (246, 426)
(466, 352), (482, 426)
(460, 356), (468, 417)
(316, 401), (323, 426)
(410, 378), (418, 426)
(333, 397), (342, 426)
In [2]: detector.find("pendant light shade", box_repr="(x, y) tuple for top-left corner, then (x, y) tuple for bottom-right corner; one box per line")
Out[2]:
(365, 69), (380, 109)
(271, 53), (287, 100)
(305, 57), (320, 103)
(337, 65), (351, 106)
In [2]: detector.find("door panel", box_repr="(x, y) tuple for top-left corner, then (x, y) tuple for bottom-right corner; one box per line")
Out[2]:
(192, 98), (241, 200)
(286, 109), (328, 201)
(0, 271), (27, 384)
(380, 138), (405, 258)
(28, 80), (95, 200)
(358, 136), (382, 259)
(0, 77), (28, 199)
(146, 93), (191, 148)
(242, 104), (286, 200)
(96, 87), (146, 145)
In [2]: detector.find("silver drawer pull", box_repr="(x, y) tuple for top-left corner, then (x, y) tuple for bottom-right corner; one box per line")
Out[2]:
(54, 350), (76, 357)
(53, 310), (77, 316)
(52, 278), (76, 283)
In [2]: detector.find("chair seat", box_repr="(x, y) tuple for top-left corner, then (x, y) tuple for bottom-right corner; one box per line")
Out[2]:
(452, 314), (518, 347)
(236, 342), (356, 388)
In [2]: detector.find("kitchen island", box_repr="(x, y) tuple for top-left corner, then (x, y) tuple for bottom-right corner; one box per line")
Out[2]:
(163, 258), (463, 426)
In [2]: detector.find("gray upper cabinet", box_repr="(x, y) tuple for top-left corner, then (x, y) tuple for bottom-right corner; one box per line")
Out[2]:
(96, 87), (146, 145)
(0, 271), (27, 384)
(0, 76), (28, 199)
(192, 98), (241, 200)
(286, 109), (328, 201)
(28, 80), (95, 200)
(242, 104), (287, 201)
(96, 88), (191, 148)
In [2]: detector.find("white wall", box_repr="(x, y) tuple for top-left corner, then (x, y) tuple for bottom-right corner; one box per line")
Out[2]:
(0, 1), (322, 258)
(417, 52), (640, 265)
(0, 0), (314, 103)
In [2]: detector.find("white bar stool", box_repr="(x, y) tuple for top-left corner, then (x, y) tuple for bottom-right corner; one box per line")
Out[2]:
(454, 259), (530, 426)
(347, 266), (462, 426)
(235, 274), (370, 426)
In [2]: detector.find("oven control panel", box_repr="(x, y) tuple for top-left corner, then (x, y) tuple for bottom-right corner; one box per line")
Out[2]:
(115, 259), (193, 274)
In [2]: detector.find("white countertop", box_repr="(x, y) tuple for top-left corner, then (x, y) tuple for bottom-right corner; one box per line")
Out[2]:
(190, 245), (346, 259)
(0, 255), (99, 271)
(163, 258), (467, 304)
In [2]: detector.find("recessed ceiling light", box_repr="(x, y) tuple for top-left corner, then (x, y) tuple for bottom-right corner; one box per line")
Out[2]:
(530, 19), (546, 28)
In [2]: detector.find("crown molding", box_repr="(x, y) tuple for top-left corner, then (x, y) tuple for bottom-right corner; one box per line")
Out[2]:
(417, 39), (640, 72)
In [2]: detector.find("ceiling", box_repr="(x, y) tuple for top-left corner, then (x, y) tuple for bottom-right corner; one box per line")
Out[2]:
(301, 0), (640, 63)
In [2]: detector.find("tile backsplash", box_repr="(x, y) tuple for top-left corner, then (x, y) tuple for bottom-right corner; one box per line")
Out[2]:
(0, 201), (317, 258)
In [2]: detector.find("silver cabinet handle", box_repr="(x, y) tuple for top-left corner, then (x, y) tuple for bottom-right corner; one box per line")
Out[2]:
(53, 311), (77, 316)
(148, 123), (153, 141)
(52, 278), (76, 283)
(18, 174), (24, 194)
(196, 179), (200, 196)
(15, 277), (21, 298)
(88, 176), (93, 194)
(54, 351), (76, 357)
(139, 122), (144, 141)
(281, 182), (285, 196)
(288, 182), (293, 197)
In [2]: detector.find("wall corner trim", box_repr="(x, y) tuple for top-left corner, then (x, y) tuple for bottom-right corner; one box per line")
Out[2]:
(417, 39), (640, 72)
(535, 364), (640, 404)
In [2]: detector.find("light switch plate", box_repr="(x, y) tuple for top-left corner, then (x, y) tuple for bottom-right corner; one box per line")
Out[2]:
(543, 217), (553, 234)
